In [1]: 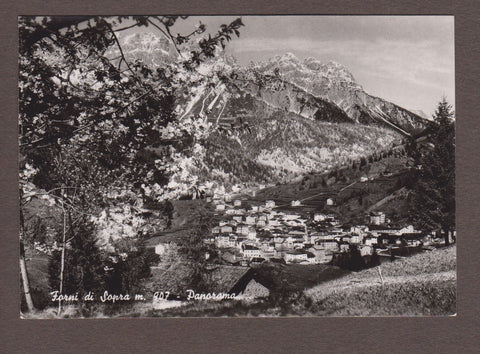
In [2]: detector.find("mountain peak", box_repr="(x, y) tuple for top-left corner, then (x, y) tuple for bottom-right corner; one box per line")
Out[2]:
(275, 52), (300, 63)
(282, 52), (298, 59)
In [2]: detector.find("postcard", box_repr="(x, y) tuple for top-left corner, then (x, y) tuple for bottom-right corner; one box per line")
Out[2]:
(18, 15), (455, 318)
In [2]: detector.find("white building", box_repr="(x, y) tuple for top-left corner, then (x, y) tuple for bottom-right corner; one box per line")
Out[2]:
(247, 229), (257, 240)
(242, 245), (262, 259)
(266, 200), (276, 208)
(369, 212), (386, 225)
(220, 225), (233, 233)
(360, 245), (374, 256)
(233, 215), (243, 223)
(364, 236), (378, 246)
(225, 208), (236, 215)
(154, 242), (173, 256)
(314, 213), (327, 222)
(285, 250), (309, 263)
(256, 220), (266, 228)
(236, 225), (250, 235)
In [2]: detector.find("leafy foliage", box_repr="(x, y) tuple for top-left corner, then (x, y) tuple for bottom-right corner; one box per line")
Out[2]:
(19, 16), (243, 306)
(19, 15), (243, 240)
(48, 217), (104, 298)
(408, 98), (455, 244)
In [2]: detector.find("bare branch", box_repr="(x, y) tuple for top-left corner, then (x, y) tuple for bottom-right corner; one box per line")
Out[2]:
(107, 24), (136, 76)
(146, 18), (183, 58)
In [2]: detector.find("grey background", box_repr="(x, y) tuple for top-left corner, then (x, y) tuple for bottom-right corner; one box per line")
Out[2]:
(1, 0), (479, 352)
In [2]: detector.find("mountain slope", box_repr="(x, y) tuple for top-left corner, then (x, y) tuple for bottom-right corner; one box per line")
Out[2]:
(251, 53), (427, 135)
(115, 33), (423, 189)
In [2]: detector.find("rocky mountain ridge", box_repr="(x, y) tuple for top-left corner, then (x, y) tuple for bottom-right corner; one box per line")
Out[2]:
(115, 33), (424, 188)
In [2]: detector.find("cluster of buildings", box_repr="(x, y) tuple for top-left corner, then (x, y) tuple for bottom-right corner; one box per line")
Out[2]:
(205, 194), (425, 266)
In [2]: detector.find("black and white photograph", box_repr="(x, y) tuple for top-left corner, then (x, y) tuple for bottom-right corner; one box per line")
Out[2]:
(18, 15), (455, 318)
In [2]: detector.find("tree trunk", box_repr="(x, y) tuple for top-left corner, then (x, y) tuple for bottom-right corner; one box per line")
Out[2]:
(20, 241), (35, 312)
(19, 201), (35, 312)
(444, 228), (450, 246)
(58, 199), (67, 315)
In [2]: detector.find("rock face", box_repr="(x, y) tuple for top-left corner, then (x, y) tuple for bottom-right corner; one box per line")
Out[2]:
(116, 33), (425, 187)
(249, 53), (426, 135)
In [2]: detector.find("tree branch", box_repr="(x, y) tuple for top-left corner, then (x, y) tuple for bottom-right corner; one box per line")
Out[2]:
(146, 18), (183, 58)
(108, 24), (136, 76)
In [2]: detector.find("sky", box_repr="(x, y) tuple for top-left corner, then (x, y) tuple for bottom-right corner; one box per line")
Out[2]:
(134, 16), (455, 117)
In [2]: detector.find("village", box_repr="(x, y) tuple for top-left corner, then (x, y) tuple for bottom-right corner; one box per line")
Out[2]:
(149, 186), (441, 268)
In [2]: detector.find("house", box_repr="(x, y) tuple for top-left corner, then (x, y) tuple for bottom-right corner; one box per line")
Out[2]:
(368, 225), (399, 236)
(212, 226), (220, 234)
(216, 204), (226, 211)
(251, 206), (259, 212)
(153, 242), (173, 256)
(269, 219), (281, 227)
(360, 245), (374, 256)
(220, 225), (233, 234)
(360, 176), (369, 182)
(225, 208), (237, 215)
(339, 243), (350, 252)
(308, 245), (334, 264)
(284, 213), (301, 221)
(284, 249), (309, 263)
(260, 242), (275, 253)
(258, 215), (267, 222)
(265, 200), (276, 208)
(245, 216), (256, 225)
(234, 199), (242, 207)
(369, 211), (386, 225)
(402, 233), (424, 246)
(326, 198), (334, 206)
(236, 225), (250, 235)
(256, 220), (266, 228)
(364, 235), (378, 246)
(224, 194), (232, 202)
(350, 234), (363, 244)
(291, 200), (301, 207)
(314, 213), (327, 222)
(195, 265), (271, 300)
(350, 225), (369, 235)
(233, 208), (246, 215)
(317, 239), (339, 251)
(242, 245), (262, 259)
(247, 229), (257, 240)
(220, 251), (239, 264)
(233, 215), (243, 223)
(213, 192), (224, 201)
(215, 234), (231, 248)
(250, 257), (266, 265)
(145, 234), (179, 256)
